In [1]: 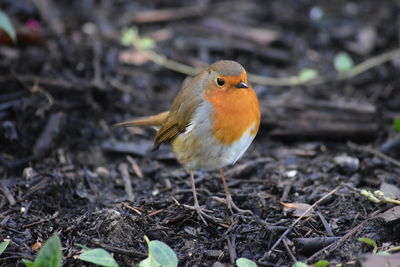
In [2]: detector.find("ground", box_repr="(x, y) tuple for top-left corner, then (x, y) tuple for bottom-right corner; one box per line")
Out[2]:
(1, 0), (400, 266)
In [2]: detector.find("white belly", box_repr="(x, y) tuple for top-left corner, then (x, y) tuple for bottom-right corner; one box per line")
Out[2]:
(171, 101), (257, 170)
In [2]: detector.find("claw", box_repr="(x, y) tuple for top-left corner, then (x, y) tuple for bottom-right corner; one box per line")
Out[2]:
(213, 195), (253, 215)
(217, 168), (254, 215)
(183, 203), (223, 225)
(185, 171), (223, 225)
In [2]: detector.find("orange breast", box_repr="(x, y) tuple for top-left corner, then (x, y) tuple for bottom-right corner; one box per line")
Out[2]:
(205, 87), (260, 145)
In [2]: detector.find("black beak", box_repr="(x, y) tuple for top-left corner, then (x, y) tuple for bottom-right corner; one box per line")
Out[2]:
(236, 81), (249, 89)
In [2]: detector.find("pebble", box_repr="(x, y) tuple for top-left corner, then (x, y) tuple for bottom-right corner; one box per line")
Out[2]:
(334, 154), (360, 171)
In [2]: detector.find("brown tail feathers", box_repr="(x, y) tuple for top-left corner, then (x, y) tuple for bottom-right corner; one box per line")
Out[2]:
(113, 111), (169, 128)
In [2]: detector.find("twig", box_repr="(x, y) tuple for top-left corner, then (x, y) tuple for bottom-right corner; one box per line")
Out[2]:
(33, 112), (64, 157)
(261, 184), (343, 261)
(227, 235), (237, 265)
(124, 3), (207, 24)
(122, 202), (142, 215)
(0, 184), (16, 206)
(338, 49), (400, 80)
(317, 211), (334, 237)
(132, 36), (400, 86)
(283, 238), (297, 263)
(22, 211), (59, 228)
(146, 209), (164, 217)
(126, 155), (144, 178)
(91, 39), (104, 89)
(347, 142), (400, 168)
(249, 48), (400, 86)
(134, 45), (198, 76)
(118, 163), (134, 201)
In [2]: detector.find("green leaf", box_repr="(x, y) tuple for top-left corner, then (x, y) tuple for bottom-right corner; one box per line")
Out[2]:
(22, 259), (34, 267)
(358, 237), (378, 250)
(32, 236), (62, 267)
(377, 251), (390, 256)
(0, 10), (16, 43)
(334, 52), (354, 72)
(236, 257), (258, 267)
(394, 118), (400, 132)
(149, 240), (178, 267)
(292, 262), (308, 267)
(138, 256), (159, 267)
(79, 248), (119, 267)
(137, 37), (155, 50)
(313, 260), (330, 267)
(0, 241), (10, 255)
(121, 28), (138, 46)
(298, 68), (318, 81)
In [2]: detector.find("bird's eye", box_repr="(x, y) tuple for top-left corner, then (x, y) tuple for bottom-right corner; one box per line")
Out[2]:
(216, 78), (225, 86)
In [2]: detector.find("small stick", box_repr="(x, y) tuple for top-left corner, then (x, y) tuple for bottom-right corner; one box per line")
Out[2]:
(227, 235), (237, 265)
(33, 112), (64, 157)
(122, 202), (142, 215)
(0, 184), (16, 206)
(118, 163), (134, 201)
(147, 209), (164, 217)
(127, 4), (207, 24)
(126, 155), (144, 178)
(317, 211), (334, 237)
(283, 238), (297, 263)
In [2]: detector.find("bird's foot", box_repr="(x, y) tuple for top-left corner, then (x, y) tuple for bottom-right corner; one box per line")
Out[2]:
(213, 194), (254, 215)
(183, 203), (223, 225)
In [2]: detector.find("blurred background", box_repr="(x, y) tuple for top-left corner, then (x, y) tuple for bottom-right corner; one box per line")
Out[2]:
(0, 0), (399, 266)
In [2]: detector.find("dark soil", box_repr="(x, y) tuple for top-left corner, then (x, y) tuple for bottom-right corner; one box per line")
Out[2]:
(1, 0), (400, 266)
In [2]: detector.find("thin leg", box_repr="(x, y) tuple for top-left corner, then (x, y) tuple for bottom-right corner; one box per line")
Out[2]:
(218, 168), (253, 215)
(183, 171), (222, 225)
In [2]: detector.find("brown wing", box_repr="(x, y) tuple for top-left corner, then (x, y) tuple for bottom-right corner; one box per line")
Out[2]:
(153, 74), (204, 150)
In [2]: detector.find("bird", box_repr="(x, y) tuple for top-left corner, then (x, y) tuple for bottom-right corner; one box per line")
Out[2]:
(114, 60), (261, 224)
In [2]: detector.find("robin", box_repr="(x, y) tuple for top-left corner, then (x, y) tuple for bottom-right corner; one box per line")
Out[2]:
(115, 60), (261, 224)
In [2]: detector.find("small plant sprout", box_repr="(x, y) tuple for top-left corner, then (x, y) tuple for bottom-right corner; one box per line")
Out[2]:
(0, 10), (16, 43)
(358, 237), (394, 255)
(334, 52), (354, 72)
(313, 260), (330, 267)
(236, 257), (258, 267)
(139, 236), (178, 267)
(360, 189), (400, 205)
(121, 27), (138, 46)
(121, 27), (155, 50)
(298, 68), (318, 82)
(79, 248), (119, 267)
(358, 237), (378, 254)
(22, 236), (62, 267)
